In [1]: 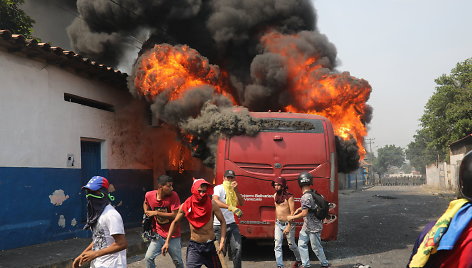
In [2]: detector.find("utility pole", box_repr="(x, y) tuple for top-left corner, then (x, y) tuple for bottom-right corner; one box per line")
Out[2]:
(365, 138), (375, 185)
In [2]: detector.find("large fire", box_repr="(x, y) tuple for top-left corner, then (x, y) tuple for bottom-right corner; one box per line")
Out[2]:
(261, 31), (371, 156)
(133, 44), (234, 102)
(133, 35), (371, 162)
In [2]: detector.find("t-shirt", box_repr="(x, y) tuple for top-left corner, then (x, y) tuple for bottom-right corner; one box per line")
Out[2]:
(213, 184), (236, 225)
(144, 190), (181, 238)
(91, 204), (127, 268)
(300, 191), (323, 233)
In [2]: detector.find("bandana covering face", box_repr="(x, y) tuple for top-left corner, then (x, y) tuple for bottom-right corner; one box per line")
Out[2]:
(84, 188), (110, 230)
(182, 178), (214, 228)
(272, 177), (293, 204)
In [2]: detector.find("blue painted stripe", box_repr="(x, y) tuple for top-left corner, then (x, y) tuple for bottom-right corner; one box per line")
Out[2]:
(0, 167), (153, 250)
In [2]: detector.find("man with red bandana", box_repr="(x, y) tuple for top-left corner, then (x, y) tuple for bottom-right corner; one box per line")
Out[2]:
(162, 178), (227, 268)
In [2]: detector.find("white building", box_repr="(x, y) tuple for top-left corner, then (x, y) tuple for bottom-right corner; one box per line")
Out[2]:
(0, 30), (210, 250)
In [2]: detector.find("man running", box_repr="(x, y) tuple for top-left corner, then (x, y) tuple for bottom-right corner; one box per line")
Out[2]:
(162, 178), (227, 268)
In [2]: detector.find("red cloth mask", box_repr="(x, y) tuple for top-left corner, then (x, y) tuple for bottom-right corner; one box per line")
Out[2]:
(272, 177), (293, 204)
(182, 178), (214, 228)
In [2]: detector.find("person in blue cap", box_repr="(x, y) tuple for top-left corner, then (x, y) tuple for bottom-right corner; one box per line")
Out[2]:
(73, 176), (128, 268)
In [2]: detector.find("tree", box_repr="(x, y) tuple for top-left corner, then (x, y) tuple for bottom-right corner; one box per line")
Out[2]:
(406, 129), (435, 174)
(0, 0), (34, 38)
(373, 145), (405, 179)
(408, 58), (472, 169)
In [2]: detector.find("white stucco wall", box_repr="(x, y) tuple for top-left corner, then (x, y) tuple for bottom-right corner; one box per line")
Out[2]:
(0, 49), (157, 170)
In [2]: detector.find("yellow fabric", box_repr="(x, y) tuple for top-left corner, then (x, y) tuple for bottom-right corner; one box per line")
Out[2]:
(223, 180), (238, 207)
(409, 198), (469, 268)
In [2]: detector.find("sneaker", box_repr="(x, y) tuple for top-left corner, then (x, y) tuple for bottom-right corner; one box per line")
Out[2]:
(291, 261), (302, 268)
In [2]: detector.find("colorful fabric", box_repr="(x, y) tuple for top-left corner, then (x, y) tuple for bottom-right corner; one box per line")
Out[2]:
(222, 180), (238, 208)
(409, 198), (469, 268)
(182, 178), (214, 229)
(438, 202), (472, 250)
(213, 185), (236, 225)
(145, 190), (181, 238)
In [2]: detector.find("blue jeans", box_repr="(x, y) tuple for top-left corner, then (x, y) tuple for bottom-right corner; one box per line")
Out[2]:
(144, 234), (183, 268)
(274, 220), (301, 267)
(298, 228), (329, 267)
(214, 223), (242, 268)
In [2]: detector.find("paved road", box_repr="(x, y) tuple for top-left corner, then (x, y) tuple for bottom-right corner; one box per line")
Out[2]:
(128, 185), (455, 268)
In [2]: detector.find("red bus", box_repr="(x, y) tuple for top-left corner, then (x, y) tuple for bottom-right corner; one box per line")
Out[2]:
(214, 112), (338, 240)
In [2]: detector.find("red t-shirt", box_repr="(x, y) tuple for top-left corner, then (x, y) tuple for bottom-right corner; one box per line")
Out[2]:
(144, 190), (181, 238)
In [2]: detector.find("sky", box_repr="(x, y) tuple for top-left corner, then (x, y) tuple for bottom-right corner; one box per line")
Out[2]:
(313, 0), (472, 152)
(20, 0), (472, 153)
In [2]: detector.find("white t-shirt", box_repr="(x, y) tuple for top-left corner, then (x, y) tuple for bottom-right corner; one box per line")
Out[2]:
(91, 204), (127, 268)
(213, 184), (236, 225)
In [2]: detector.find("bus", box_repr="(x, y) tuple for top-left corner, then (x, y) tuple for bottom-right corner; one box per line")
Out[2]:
(214, 112), (338, 240)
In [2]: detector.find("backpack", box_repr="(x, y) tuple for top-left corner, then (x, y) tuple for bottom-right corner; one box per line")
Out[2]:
(141, 214), (156, 242)
(308, 190), (329, 220)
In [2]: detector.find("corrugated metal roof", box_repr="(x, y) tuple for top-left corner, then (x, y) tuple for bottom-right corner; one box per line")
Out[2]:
(0, 29), (128, 89)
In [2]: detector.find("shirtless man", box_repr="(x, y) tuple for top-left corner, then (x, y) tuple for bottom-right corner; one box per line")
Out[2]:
(162, 178), (227, 268)
(273, 177), (302, 268)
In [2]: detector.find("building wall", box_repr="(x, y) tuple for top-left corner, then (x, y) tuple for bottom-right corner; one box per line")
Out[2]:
(426, 162), (448, 189)
(0, 50), (166, 250)
(450, 152), (466, 191)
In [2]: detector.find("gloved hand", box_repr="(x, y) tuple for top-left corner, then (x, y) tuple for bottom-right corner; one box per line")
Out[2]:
(228, 205), (243, 218)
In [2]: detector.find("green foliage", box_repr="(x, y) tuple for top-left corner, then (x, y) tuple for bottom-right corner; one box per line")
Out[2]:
(0, 0), (34, 38)
(408, 58), (472, 171)
(373, 145), (405, 177)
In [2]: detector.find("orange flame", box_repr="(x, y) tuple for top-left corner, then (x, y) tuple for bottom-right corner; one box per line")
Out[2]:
(261, 31), (371, 157)
(133, 44), (234, 102)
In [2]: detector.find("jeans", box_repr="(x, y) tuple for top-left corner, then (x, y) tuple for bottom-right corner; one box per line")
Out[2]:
(214, 223), (242, 268)
(274, 220), (301, 267)
(144, 234), (183, 268)
(298, 228), (329, 267)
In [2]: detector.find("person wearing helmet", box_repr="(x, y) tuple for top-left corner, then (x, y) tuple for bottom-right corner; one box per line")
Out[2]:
(73, 176), (128, 268)
(407, 150), (472, 268)
(287, 172), (330, 268)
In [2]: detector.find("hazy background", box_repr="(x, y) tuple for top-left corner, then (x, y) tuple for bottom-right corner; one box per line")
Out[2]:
(314, 0), (472, 152)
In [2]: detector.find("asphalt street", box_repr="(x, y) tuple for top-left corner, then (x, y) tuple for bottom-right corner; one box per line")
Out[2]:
(128, 185), (456, 268)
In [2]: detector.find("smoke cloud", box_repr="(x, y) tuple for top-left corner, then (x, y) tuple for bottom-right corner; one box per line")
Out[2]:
(69, 0), (371, 172)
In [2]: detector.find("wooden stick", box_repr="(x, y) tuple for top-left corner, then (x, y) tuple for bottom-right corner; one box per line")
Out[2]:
(214, 241), (228, 268)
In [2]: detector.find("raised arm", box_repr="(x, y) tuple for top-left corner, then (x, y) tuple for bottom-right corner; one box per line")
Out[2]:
(161, 205), (185, 256)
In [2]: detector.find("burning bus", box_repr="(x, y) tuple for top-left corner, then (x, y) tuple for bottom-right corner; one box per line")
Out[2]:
(214, 111), (339, 241)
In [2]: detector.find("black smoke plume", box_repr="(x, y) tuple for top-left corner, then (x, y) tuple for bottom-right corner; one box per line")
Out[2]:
(72, 0), (370, 172)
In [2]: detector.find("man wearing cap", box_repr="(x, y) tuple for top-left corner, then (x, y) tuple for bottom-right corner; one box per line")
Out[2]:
(162, 178), (227, 268)
(143, 175), (183, 268)
(272, 177), (302, 268)
(73, 176), (128, 268)
(212, 170), (244, 268)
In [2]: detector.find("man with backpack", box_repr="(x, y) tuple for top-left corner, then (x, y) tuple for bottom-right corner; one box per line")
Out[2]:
(143, 175), (183, 268)
(287, 172), (330, 268)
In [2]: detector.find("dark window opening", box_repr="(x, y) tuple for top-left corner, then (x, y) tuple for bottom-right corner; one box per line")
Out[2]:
(64, 93), (114, 112)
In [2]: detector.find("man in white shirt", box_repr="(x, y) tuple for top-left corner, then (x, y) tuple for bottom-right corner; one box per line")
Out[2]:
(213, 170), (244, 268)
(73, 176), (128, 268)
